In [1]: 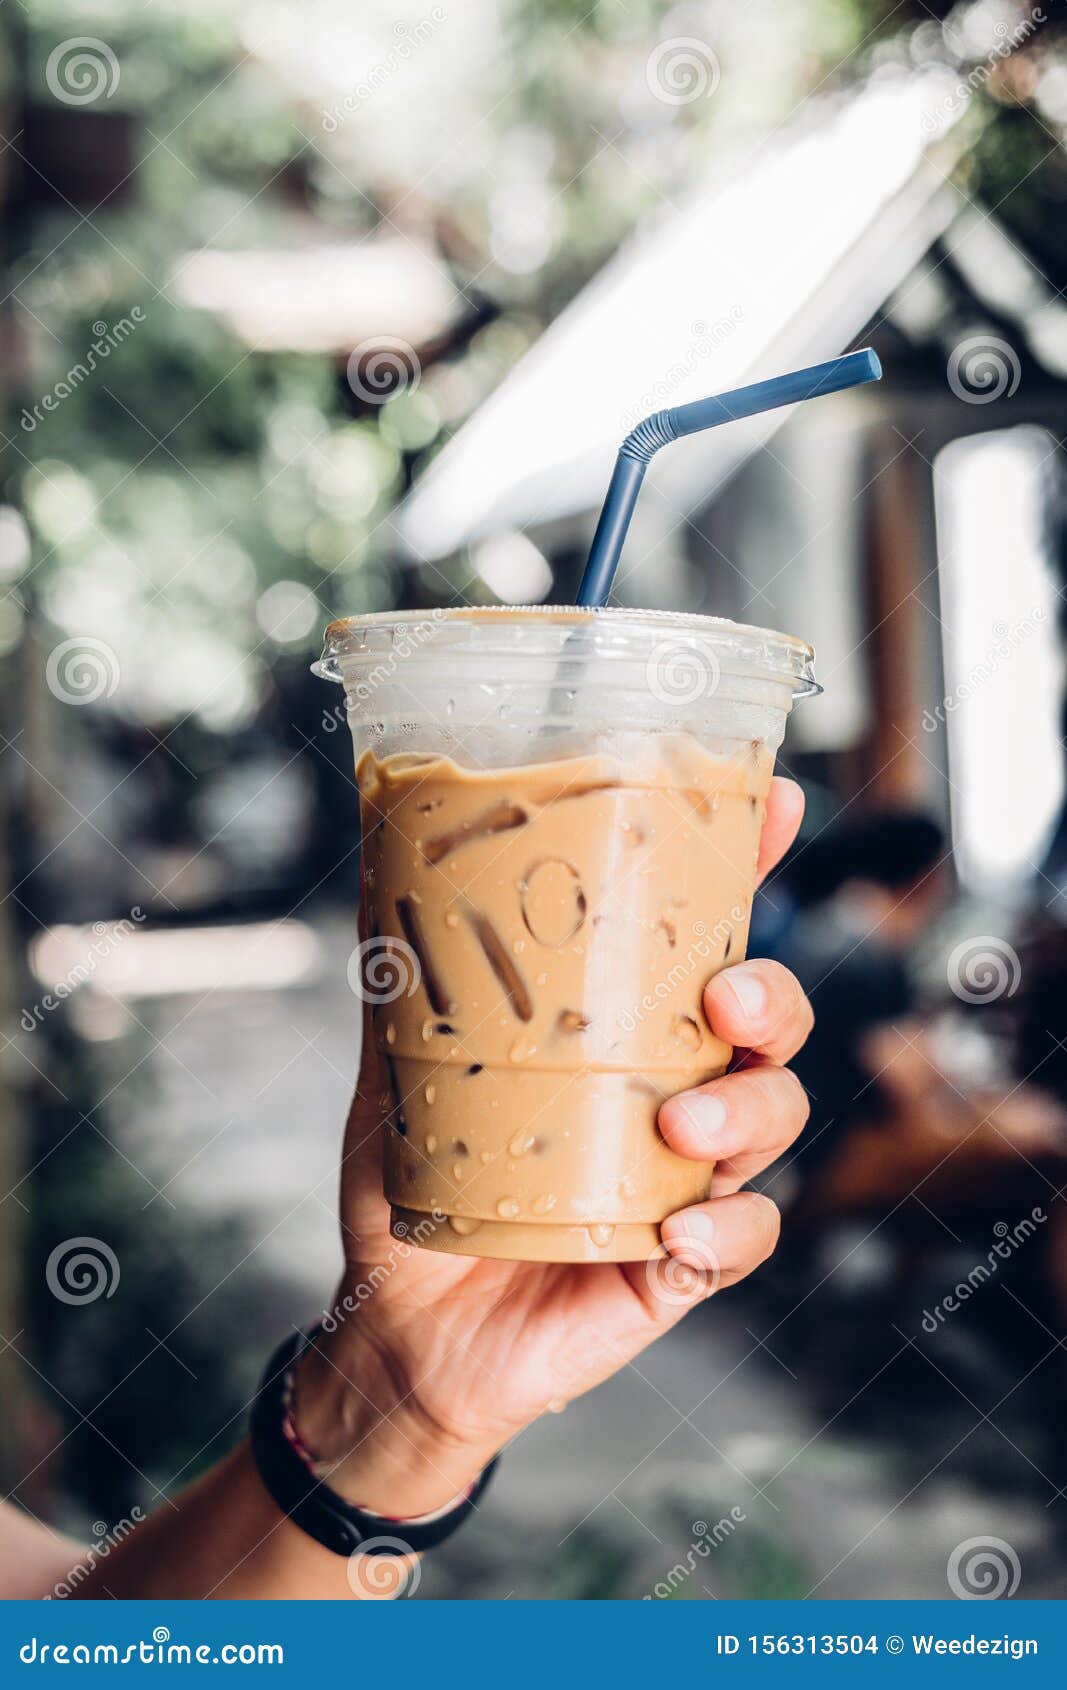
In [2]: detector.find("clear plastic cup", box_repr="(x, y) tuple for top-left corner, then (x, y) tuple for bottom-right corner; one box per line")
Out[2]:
(315, 607), (815, 1263)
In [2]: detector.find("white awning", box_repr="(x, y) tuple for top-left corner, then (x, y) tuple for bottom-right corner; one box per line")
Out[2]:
(396, 70), (967, 563)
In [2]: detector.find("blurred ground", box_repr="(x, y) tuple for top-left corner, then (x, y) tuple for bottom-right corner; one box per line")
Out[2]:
(87, 909), (1067, 1600)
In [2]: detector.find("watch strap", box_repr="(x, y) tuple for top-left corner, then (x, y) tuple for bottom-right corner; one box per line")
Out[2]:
(249, 1327), (497, 1557)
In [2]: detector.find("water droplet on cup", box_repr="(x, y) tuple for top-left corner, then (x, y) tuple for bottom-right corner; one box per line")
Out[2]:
(449, 1215), (481, 1236)
(497, 1197), (520, 1219)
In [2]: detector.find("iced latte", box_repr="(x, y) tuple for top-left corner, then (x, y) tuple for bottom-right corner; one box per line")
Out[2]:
(316, 607), (815, 1262)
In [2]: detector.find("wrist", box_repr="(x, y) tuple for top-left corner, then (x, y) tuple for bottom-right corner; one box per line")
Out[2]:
(290, 1322), (499, 1520)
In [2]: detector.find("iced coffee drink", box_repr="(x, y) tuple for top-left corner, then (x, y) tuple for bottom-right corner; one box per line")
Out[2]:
(316, 607), (815, 1262)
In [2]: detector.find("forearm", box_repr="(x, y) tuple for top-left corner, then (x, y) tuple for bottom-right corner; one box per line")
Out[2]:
(0, 1501), (86, 1601)
(67, 1442), (402, 1600)
(67, 1328), (492, 1600)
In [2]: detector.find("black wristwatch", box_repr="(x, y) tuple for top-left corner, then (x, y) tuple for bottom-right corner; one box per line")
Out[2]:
(249, 1328), (497, 1557)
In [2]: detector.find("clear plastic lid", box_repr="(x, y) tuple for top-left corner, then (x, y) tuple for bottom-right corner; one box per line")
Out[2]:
(314, 605), (818, 698)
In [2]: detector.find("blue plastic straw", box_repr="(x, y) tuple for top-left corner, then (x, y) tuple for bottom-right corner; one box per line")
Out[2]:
(577, 347), (882, 608)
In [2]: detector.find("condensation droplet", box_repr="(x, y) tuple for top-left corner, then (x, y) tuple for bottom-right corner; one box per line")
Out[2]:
(536, 971), (549, 987)
(444, 908), (460, 929)
(588, 1223), (615, 1248)
(480, 1150), (493, 1163)
(546, 1397), (567, 1414)
(424, 1083), (436, 1105)
(532, 1193), (557, 1216)
(421, 1018), (434, 1042)
(508, 1034), (537, 1064)
(452, 1163), (464, 1181)
(497, 1197), (520, 1219)
(508, 1131), (535, 1158)
(425, 1133), (438, 1155)
(449, 1214), (481, 1236)
(385, 1023), (397, 1046)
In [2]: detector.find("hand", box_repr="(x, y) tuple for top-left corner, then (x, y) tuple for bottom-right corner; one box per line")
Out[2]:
(294, 777), (812, 1519)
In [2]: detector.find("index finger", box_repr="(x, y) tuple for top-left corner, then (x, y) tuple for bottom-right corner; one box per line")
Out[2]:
(756, 776), (804, 887)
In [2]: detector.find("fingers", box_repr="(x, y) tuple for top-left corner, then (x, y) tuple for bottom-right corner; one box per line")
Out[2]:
(658, 1064), (810, 1193)
(659, 1190), (781, 1285)
(703, 957), (813, 1065)
(756, 776), (804, 886)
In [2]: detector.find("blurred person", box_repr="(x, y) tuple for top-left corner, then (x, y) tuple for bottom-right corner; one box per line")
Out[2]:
(769, 809), (948, 1192)
(0, 784), (813, 1600)
(774, 812), (1067, 1235)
